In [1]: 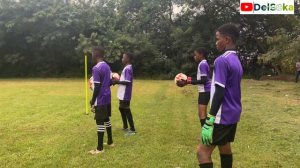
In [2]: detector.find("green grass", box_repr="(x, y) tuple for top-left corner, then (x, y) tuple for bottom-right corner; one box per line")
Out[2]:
(0, 79), (299, 168)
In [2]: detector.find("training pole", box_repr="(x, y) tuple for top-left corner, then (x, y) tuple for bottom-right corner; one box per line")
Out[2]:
(85, 54), (89, 115)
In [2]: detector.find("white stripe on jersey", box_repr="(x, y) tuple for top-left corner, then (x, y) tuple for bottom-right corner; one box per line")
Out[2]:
(197, 60), (207, 93)
(117, 65), (132, 100)
(210, 71), (222, 124)
(221, 50), (236, 58)
(215, 82), (225, 88)
(118, 86), (126, 100)
(215, 105), (222, 124)
(210, 72), (215, 106)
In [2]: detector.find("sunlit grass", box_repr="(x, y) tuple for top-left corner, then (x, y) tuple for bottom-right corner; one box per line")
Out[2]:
(0, 79), (299, 167)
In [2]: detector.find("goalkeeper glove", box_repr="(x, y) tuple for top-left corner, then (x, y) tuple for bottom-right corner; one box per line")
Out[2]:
(201, 114), (215, 145)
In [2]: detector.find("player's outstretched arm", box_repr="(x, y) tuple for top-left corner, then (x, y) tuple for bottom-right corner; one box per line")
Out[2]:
(117, 81), (131, 86)
(111, 80), (131, 86)
(187, 76), (208, 85)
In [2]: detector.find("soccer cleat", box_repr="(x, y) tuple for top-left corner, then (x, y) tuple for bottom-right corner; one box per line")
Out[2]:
(125, 130), (136, 136)
(103, 143), (115, 147)
(121, 128), (129, 131)
(88, 149), (104, 155)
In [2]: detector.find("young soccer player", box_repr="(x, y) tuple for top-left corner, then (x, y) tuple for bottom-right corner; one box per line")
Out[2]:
(89, 46), (114, 155)
(192, 48), (211, 126)
(197, 23), (243, 168)
(175, 48), (211, 126)
(112, 52), (136, 136)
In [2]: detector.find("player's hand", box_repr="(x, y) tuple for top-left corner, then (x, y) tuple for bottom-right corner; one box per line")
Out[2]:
(91, 105), (95, 113)
(176, 80), (187, 87)
(177, 77), (192, 86)
(186, 77), (192, 84)
(89, 100), (93, 107)
(201, 114), (215, 145)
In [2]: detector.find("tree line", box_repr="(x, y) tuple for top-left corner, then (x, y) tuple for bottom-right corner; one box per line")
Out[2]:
(0, 0), (299, 78)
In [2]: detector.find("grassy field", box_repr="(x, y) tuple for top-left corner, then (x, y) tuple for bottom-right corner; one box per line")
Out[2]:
(0, 79), (299, 168)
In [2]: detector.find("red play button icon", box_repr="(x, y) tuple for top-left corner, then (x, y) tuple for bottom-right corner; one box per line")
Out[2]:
(240, 2), (253, 11)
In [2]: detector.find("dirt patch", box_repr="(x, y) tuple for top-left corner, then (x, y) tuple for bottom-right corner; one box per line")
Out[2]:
(181, 89), (193, 96)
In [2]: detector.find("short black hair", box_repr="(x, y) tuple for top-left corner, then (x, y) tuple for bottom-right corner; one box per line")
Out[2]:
(92, 46), (105, 58)
(195, 48), (208, 58)
(124, 52), (133, 62)
(217, 23), (240, 43)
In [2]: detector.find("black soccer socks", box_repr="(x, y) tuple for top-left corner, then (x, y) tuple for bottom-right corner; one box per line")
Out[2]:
(119, 107), (128, 129)
(96, 120), (105, 151)
(220, 154), (232, 168)
(199, 162), (213, 168)
(200, 119), (206, 127)
(124, 108), (135, 131)
(104, 118), (113, 145)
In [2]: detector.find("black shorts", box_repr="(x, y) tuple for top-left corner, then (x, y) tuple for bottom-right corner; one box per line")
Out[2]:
(94, 104), (111, 120)
(212, 123), (237, 146)
(119, 100), (130, 109)
(198, 92), (210, 105)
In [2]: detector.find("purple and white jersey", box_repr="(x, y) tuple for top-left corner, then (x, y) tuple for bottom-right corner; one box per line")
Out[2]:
(117, 65), (133, 101)
(210, 50), (243, 125)
(197, 59), (211, 93)
(92, 61), (112, 106)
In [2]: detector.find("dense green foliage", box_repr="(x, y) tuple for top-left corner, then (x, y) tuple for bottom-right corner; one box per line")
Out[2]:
(0, 0), (299, 78)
